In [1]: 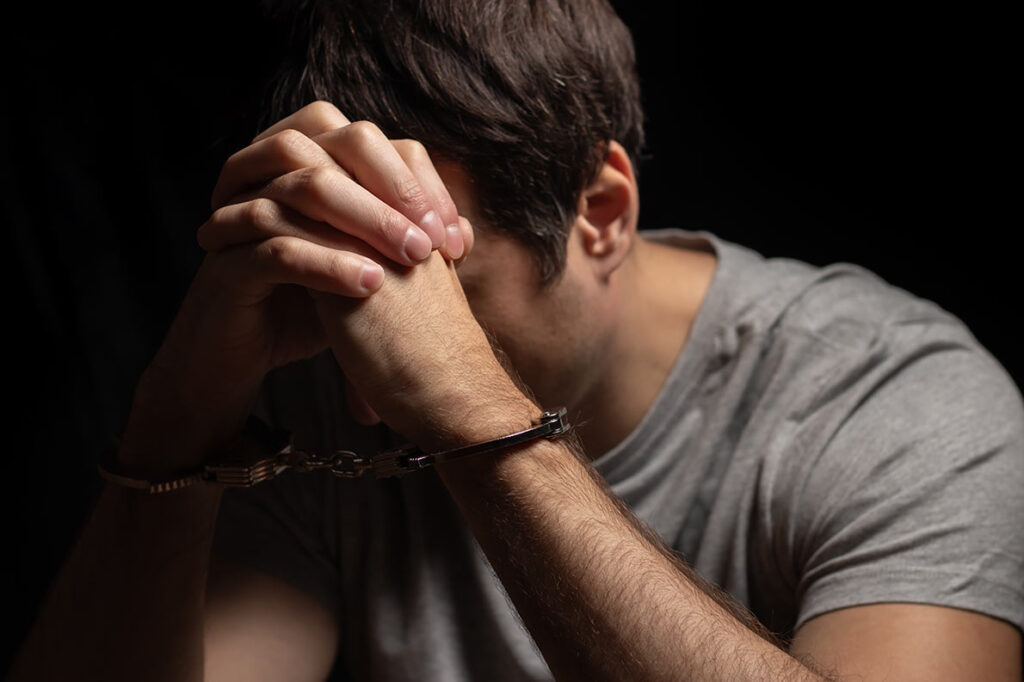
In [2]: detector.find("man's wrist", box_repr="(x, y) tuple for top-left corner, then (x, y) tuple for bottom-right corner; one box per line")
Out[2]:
(434, 434), (582, 508)
(118, 371), (257, 472)
(433, 390), (577, 474)
(430, 389), (541, 448)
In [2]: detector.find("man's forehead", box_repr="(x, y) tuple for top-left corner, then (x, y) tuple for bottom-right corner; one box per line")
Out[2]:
(454, 225), (547, 301)
(435, 161), (548, 295)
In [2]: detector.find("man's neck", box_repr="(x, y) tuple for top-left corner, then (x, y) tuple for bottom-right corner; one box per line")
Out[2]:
(574, 235), (717, 459)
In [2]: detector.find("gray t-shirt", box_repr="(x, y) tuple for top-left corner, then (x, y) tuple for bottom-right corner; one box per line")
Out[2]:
(214, 229), (1024, 681)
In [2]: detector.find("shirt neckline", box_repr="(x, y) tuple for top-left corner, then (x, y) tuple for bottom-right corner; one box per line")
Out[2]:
(592, 228), (734, 483)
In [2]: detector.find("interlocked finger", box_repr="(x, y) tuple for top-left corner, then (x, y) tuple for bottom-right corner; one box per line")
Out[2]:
(312, 121), (448, 250)
(389, 138), (471, 261)
(212, 235), (386, 303)
(211, 129), (345, 211)
(258, 166), (435, 267)
(198, 198), (382, 261)
(208, 101), (469, 272)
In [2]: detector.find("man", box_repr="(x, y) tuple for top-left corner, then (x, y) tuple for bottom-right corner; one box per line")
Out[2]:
(11, 0), (1023, 680)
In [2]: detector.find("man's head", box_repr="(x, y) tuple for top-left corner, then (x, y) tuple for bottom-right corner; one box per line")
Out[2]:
(266, 0), (644, 284)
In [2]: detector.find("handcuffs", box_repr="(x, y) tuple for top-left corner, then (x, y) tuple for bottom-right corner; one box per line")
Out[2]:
(99, 408), (570, 494)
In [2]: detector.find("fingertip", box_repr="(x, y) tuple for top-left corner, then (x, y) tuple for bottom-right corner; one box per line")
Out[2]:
(419, 210), (446, 250)
(459, 216), (475, 258)
(402, 226), (433, 263)
(444, 223), (465, 261)
(359, 261), (386, 294)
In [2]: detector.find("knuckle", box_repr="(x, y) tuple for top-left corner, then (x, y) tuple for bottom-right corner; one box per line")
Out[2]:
(393, 176), (427, 209)
(375, 205), (411, 243)
(256, 236), (296, 267)
(436, 192), (458, 219)
(200, 205), (232, 243)
(243, 198), (279, 231)
(305, 100), (336, 115)
(307, 100), (340, 114)
(206, 203), (230, 227)
(305, 100), (346, 128)
(345, 119), (384, 146)
(268, 128), (313, 162)
(223, 145), (247, 169)
(325, 252), (354, 284)
(400, 138), (430, 161)
(294, 166), (336, 201)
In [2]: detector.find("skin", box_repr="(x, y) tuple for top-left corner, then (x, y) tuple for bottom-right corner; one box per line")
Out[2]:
(441, 159), (717, 458)
(10, 101), (1021, 681)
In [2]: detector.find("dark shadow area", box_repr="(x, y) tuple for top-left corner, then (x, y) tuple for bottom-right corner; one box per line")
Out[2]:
(3, 1), (1016, 674)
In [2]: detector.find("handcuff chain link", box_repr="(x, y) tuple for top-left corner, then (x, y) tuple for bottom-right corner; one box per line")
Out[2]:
(277, 448), (373, 478)
(204, 408), (568, 487)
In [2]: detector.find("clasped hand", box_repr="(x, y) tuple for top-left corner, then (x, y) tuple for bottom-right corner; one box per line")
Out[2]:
(149, 101), (531, 458)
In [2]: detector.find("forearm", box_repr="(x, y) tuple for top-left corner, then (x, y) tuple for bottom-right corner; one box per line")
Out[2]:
(9, 483), (222, 682)
(10, 370), (246, 682)
(439, 426), (825, 681)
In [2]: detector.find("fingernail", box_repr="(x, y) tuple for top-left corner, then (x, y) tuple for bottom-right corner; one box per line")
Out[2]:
(420, 210), (445, 248)
(445, 223), (464, 260)
(360, 262), (385, 292)
(402, 225), (432, 262)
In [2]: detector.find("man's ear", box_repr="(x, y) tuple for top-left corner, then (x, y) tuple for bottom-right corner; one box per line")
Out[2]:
(574, 140), (639, 280)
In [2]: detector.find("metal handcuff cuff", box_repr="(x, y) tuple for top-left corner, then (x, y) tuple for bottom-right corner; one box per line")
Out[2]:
(99, 408), (570, 494)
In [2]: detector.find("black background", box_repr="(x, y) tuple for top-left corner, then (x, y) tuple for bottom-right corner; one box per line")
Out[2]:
(3, 1), (1017, 672)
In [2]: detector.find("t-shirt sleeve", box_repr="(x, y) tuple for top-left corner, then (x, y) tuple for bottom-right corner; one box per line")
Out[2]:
(210, 352), (372, 618)
(213, 469), (344, 617)
(782, 322), (1024, 634)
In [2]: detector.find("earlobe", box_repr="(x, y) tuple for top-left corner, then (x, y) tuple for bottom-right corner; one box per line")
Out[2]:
(576, 140), (639, 278)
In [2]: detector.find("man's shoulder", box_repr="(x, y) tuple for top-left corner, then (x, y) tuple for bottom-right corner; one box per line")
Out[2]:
(644, 228), (959, 352)
(711, 233), (1022, 444)
(638, 228), (1021, 444)
(720, 240), (958, 353)
(667, 234), (1024, 636)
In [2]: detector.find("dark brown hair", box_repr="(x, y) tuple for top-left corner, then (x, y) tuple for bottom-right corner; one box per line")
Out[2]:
(266, 0), (644, 283)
